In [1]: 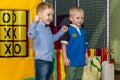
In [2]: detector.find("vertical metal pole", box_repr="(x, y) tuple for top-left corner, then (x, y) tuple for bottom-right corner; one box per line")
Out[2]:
(107, 0), (110, 60)
(42, 0), (46, 2)
(54, 0), (57, 26)
(77, 0), (80, 7)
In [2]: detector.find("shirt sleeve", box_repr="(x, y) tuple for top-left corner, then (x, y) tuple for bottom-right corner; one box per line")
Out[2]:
(28, 22), (38, 39)
(61, 31), (70, 45)
(53, 29), (64, 42)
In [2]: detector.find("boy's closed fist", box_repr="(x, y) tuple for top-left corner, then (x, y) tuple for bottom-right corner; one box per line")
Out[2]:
(61, 25), (68, 32)
(34, 15), (40, 22)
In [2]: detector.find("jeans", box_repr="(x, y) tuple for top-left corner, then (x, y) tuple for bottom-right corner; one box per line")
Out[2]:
(35, 59), (53, 80)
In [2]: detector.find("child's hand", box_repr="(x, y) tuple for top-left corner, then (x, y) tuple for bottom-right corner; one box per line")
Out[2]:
(34, 15), (40, 22)
(86, 55), (89, 65)
(64, 57), (70, 66)
(61, 25), (68, 32)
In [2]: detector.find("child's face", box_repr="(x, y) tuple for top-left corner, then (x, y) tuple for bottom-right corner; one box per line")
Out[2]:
(70, 11), (84, 28)
(38, 8), (54, 25)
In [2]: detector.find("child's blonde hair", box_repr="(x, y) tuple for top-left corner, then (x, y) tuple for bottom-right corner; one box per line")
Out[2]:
(69, 6), (84, 16)
(36, 2), (53, 14)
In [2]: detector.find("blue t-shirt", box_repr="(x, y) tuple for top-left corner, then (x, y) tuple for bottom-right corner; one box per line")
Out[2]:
(61, 24), (87, 66)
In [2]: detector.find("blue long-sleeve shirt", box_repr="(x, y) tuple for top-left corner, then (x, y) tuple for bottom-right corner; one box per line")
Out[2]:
(28, 21), (64, 61)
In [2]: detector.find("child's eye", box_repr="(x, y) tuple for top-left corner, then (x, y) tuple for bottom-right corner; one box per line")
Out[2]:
(81, 17), (84, 19)
(77, 17), (84, 20)
(48, 14), (53, 16)
(52, 15), (54, 17)
(48, 14), (50, 16)
(76, 17), (80, 19)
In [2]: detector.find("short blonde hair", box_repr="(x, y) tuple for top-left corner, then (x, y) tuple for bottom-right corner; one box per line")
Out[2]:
(36, 2), (53, 14)
(69, 6), (84, 16)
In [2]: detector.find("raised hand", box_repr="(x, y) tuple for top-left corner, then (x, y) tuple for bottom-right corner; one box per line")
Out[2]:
(61, 25), (68, 32)
(34, 15), (40, 22)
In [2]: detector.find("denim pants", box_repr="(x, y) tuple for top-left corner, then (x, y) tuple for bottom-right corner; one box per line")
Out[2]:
(35, 60), (53, 80)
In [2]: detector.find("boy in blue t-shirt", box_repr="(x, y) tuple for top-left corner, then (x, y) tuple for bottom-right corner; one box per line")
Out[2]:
(61, 6), (88, 80)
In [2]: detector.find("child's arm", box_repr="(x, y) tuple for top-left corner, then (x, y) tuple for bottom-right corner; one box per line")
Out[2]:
(61, 31), (70, 66)
(53, 25), (68, 42)
(85, 49), (89, 65)
(28, 22), (38, 39)
(28, 15), (39, 39)
(61, 43), (70, 66)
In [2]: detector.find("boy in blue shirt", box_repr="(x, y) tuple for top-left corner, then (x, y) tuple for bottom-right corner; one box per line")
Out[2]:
(61, 7), (88, 80)
(28, 2), (68, 80)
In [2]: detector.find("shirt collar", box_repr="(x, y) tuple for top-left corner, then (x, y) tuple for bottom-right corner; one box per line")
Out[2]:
(70, 24), (81, 30)
(36, 21), (48, 31)
(70, 24), (81, 35)
(38, 21), (46, 27)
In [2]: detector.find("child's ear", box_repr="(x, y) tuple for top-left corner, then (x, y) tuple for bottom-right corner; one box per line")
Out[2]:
(69, 17), (72, 22)
(38, 12), (42, 17)
(38, 12), (40, 15)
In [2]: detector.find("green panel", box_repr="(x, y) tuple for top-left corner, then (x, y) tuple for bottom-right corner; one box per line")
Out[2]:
(110, 0), (120, 70)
